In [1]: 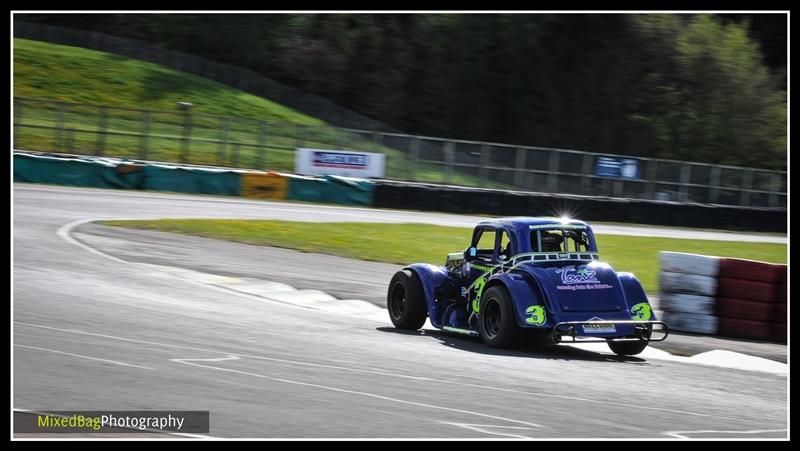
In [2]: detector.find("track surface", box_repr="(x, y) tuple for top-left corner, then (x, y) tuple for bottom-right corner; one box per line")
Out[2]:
(13, 184), (788, 438)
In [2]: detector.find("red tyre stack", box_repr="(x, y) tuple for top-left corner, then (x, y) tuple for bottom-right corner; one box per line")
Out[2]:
(771, 265), (787, 342)
(716, 258), (786, 341)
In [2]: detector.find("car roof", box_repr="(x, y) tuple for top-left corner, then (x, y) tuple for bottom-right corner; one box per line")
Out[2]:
(475, 216), (590, 231)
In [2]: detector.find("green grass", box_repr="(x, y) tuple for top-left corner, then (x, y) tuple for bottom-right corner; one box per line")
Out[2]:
(13, 38), (508, 189)
(97, 219), (787, 294)
(14, 38), (325, 122)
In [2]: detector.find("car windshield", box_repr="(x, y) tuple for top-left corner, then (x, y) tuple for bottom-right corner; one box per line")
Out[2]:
(531, 228), (589, 253)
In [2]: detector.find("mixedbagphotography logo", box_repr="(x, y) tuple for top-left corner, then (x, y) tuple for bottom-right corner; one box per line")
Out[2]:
(14, 410), (210, 434)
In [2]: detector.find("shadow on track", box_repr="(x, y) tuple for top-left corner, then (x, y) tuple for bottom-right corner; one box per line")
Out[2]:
(376, 327), (648, 364)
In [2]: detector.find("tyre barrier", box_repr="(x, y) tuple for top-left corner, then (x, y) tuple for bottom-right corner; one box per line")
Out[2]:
(286, 174), (375, 206)
(772, 275), (787, 342)
(718, 258), (784, 283)
(717, 317), (773, 341)
(776, 284), (787, 303)
(372, 180), (787, 232)
(142, 164), (243, 196)
(659, 253), (789, 341)
(658, 254), (721, 333)
(771, 324), (787, 342)
(14, 151), (787, 230)
(659, 252), (720, 277)
(716, 258), (786, 342)
(659, 251), (787, 342)
(659, 293), (716, 315)
(13, 153), (145, 189)
(659, 311), (718, 335)
(13, 152), (378, 207)
(241, 171), (289, 200)
(716, 277), (777, 303)
(776, 265), (787, 284)
(772, 302), (787, 324)
(715, 297), (774, 322)
(658, 271), (718, 297)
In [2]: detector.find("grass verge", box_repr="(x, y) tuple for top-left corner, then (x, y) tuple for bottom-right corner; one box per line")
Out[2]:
(98, 219), (787, 294)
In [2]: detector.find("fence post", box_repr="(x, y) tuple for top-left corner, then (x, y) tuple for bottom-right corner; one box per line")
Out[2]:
(479, 144), (490, 187)
(708, 165), (721, 204)
(678, 163), (691, 201)
(180, 109), (193, 163)
(94, 106), (108, 156)
(409, 136), (420, 182)
(64, 126), (75, 153)
(547, 149), (560, 192)
(54, 102), (67, 152)
(13, 99), (23, 149)
(647, 160), (658, 200)
(256, 121), (268, 170)
(739, 169), (753, 206)
(217, 117), (230, 165)
(513, 147), (526, 189)
(138, 111), (150, 160)
(297, 124), (306, 149)
(580, 152), (593, 194)
(373, 130), (383, 153)
(768, 172), (780, 207)
(231, 143), (240, 167)
(444, 141), (455, 185)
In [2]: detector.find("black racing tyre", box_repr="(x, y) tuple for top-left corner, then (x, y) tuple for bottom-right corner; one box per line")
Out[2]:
(607, 339), (649, 356)
(387, 269), (428, 330)
(478, 286), (519, 348)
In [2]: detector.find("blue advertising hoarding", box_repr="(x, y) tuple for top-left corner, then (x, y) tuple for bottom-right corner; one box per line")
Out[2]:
(595, 156), (640, 179)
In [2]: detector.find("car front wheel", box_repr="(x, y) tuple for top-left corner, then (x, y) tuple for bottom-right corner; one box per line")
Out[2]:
(387, 269), (428, 330)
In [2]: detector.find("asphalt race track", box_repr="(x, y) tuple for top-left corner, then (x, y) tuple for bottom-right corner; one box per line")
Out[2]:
(13, 184), (788, 438)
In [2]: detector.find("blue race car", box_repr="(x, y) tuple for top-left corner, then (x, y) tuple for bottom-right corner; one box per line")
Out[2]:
(387, 217), (668, 355)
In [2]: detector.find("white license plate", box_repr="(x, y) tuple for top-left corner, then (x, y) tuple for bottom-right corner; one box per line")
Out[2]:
(582, 323), (616, 333)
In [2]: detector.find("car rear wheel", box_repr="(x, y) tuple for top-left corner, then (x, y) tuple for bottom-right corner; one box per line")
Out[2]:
(479, 286), (519, 348)
(387, 269), (428, 330)
(607, 339), (649, 356)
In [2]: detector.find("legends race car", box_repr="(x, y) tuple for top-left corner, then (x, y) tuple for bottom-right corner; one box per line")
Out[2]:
(387, 217), (668, 355)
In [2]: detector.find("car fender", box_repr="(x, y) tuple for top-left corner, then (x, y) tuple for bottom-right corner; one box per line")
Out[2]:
(617, 272), (657, 321)
(405, 263), (452, 328)
(485, 272), (549, 328)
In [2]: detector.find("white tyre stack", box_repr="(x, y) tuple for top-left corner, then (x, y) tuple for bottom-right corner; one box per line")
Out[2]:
(658, 252), (720, 334)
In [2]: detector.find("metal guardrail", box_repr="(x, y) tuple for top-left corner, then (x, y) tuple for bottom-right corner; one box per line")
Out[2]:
(12, 97), (787, 208)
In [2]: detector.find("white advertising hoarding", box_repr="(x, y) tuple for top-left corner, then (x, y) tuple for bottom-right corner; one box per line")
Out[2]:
(294, 148), (386, 178)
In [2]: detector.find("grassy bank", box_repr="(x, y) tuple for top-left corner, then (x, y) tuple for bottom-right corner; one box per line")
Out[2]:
(98, 219), (787, 294)
(13, 38), (506, 188)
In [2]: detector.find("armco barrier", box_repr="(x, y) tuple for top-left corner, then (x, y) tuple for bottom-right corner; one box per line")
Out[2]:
(241, 172), (288, 201)
(287, 175), (374, 206)
(372, 181), (786, 232)
(141, 164), (242, 196)
(14, 153), (144, 189)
